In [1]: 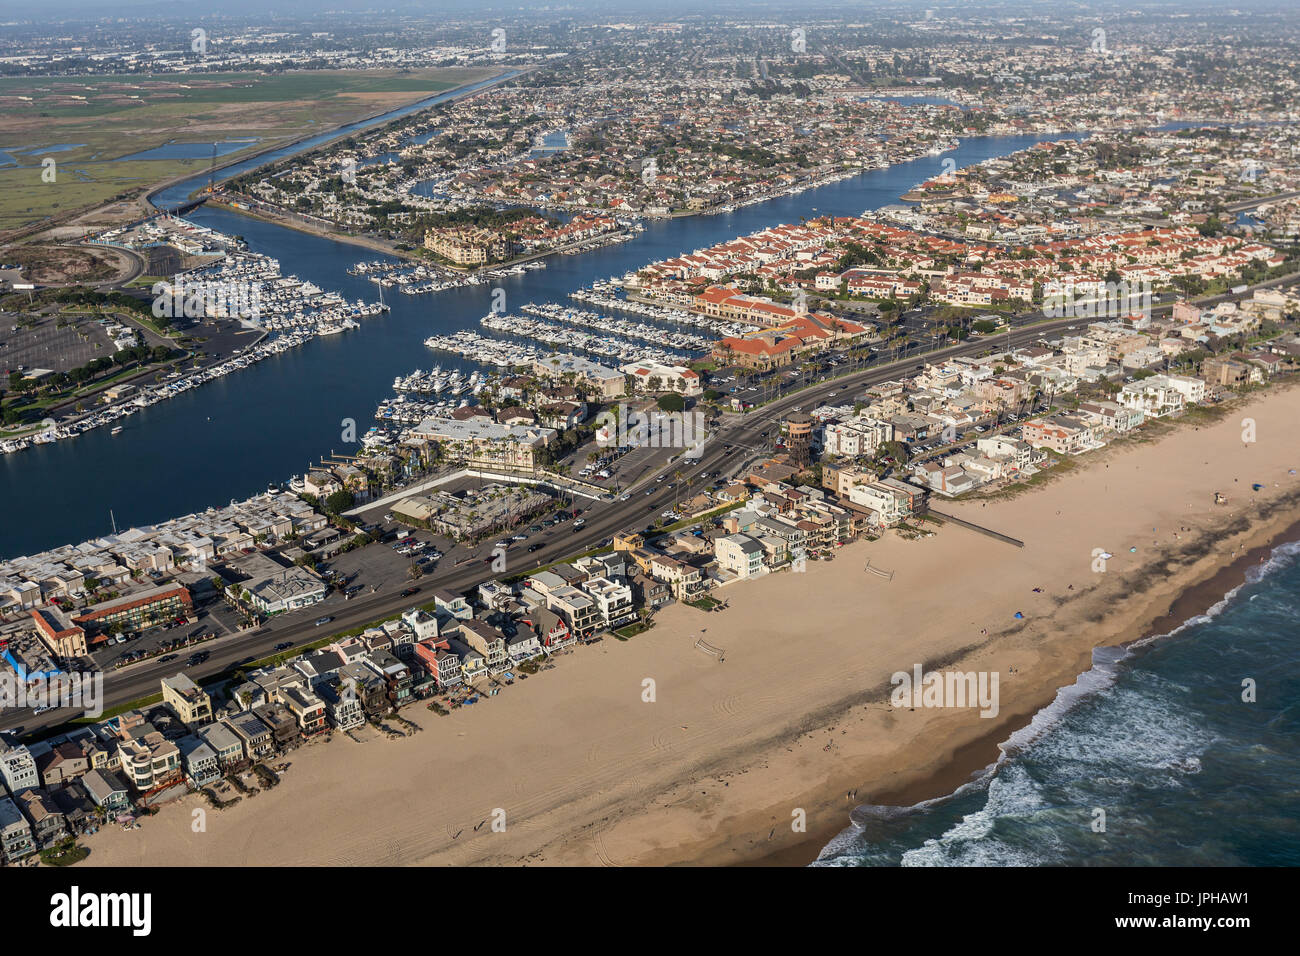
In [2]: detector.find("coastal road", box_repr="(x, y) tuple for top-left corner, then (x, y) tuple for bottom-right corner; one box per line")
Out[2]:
(7, 276), (1294, 737)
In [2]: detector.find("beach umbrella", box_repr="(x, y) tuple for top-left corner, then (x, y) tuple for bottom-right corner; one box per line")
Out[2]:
(1014, 611), (1024, 619)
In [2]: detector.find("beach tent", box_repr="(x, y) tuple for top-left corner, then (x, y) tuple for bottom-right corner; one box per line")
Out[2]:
(1014, 611), (1024, 619)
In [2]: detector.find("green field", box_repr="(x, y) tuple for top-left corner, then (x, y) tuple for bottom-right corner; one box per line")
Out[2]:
(0, 68), (496, 232)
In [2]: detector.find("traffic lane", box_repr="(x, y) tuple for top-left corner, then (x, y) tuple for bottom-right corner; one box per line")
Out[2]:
(1, 308), (1221, 737)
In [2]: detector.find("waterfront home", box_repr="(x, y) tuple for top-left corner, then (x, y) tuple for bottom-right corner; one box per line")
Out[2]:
(520, 606), (573, 649)
(161, 673), (213, 727)
(365, 650), (413, 709)
(176, 735), (222, 789)
(197, 721), (245, 771)
(317, 682), (366, 731)
(630, 572), (672, 610)
(80, 769), (131, 813)
(49, 782), (97, 833)
(16, 789), (67, 848)
(116, 732), (182, 794)
(579, 576), (637, 629)
(457, 620), (510, 675)
(648, 554), (709, 600)
(0, 795), (37, 862)
(1200, 356), (1259, 389)
(226, 711), (275, 762)
(714, 533), (765, 580)
(337, 661), (388, 715)
(412, 639), (463, 691)
(445, 637), (488, 684)
(0, 742), (40, 794)
(253, 703), (300, 749)
(281, 686), (328, 736)
(505, 624), (544, 663)
(843, 478), (923, 528)
(540, 585), (602, 640)
(34, 741), (91, 788)
(1076, 401), (1145, 435)
(1117, 378), (1186, 419)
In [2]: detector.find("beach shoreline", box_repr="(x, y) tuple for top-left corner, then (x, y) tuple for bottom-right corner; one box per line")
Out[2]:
(747, 509), (1300, 867)
(77, 383), (1300, 868)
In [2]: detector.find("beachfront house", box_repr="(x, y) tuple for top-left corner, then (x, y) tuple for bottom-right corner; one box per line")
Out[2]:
(226, 710), (275, 762)
(198, 721), (245, 771)
(0, 795), (36, 862)
(81, 769), (131, 813)
(177, 735), (222, 789)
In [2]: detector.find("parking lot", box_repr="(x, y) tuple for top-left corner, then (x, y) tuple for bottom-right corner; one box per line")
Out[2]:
(0, 311), (117, 377)
(89, 594), (244, 672)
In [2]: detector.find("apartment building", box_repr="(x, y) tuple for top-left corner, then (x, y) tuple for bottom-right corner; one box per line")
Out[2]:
(409, 416), (557, 470)
(823, 416), (892, 457)
(424, 227), (510, 265)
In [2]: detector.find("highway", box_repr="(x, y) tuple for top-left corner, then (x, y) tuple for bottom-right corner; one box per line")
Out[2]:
(7, 272), (1295, 739)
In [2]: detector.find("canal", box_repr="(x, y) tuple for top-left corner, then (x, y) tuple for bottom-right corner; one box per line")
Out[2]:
(1, 127), (1086, 559)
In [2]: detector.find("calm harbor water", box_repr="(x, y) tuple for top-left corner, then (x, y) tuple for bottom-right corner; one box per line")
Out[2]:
(1, 130), (1082, 560)
(814, 540), (1300, 866)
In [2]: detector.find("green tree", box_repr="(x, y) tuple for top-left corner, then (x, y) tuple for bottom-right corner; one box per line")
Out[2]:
(323, 489), (355, 514)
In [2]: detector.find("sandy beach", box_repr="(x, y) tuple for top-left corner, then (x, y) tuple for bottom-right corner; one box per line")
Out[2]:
(81, 383), (1300, 867)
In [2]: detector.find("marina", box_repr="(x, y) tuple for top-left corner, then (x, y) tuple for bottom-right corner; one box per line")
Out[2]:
(2, 129), (1071, 559)
(479, 311), (692, 365)
(2, 234), (386, 457)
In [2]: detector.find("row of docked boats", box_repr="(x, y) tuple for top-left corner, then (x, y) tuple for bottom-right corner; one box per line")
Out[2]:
(424, 330), (543, 368)
(479, 312), (686, 366)
(392, 367), (482, 396)
(519, 302), (716, 352)
(0, 329), (330, 456)
(375, 392), (473, 426)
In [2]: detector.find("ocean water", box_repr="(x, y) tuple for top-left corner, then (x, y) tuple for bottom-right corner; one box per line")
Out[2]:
(815, 540), (1300, 867)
